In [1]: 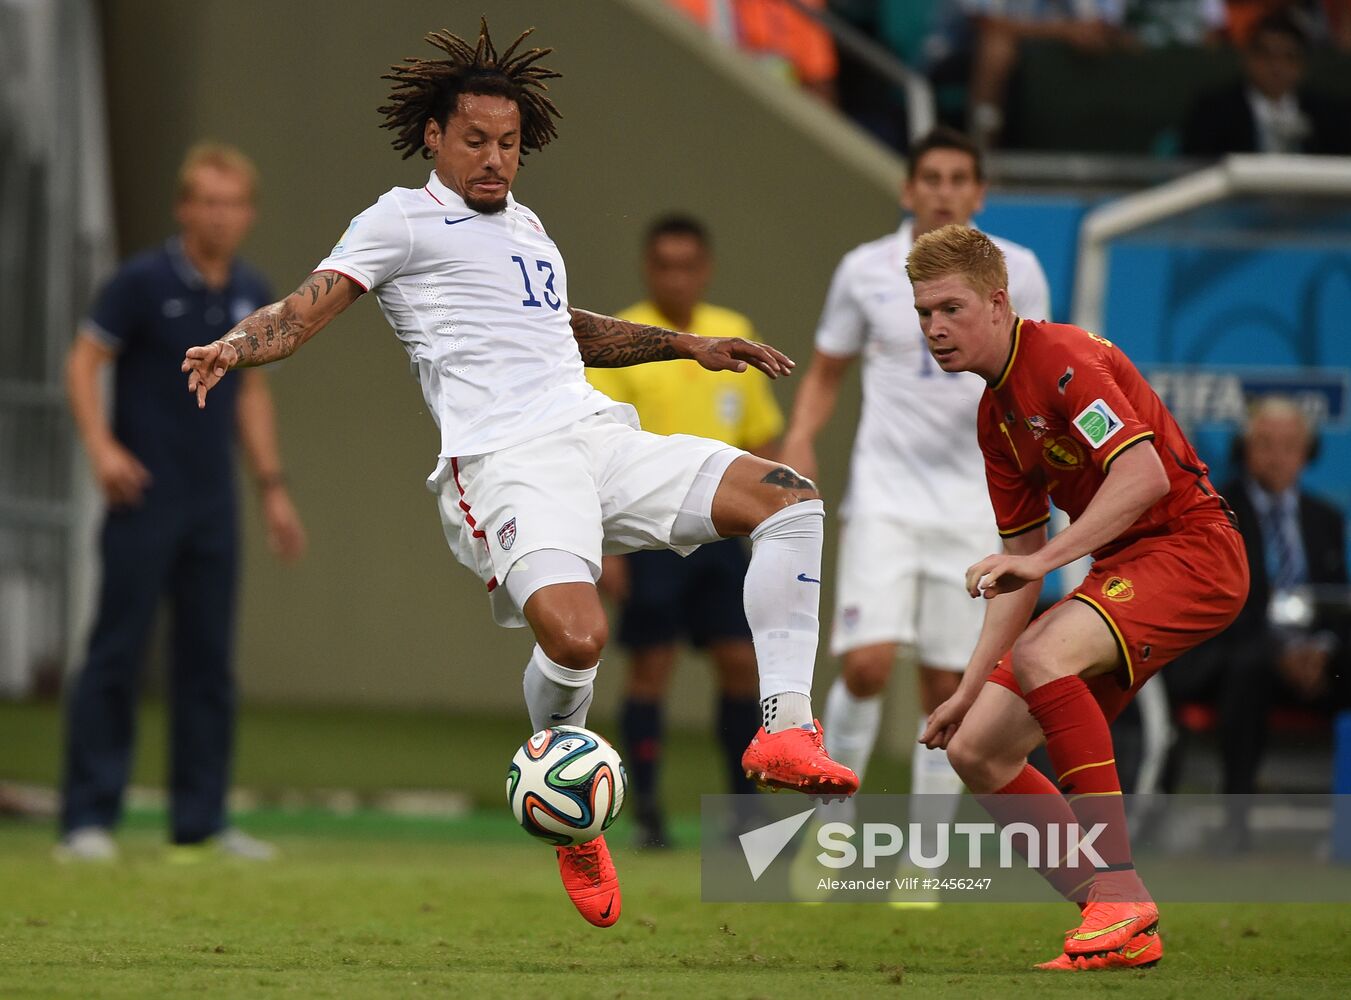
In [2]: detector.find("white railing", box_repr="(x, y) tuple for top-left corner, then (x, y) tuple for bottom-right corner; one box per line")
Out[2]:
(1073, 154), (1351, 335)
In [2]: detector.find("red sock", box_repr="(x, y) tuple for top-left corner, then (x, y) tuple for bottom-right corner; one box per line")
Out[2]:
(978, 764), (1094, 904)
(1024, 675), (1133, 875)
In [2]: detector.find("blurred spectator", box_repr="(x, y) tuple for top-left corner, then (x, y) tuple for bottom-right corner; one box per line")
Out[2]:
(669, 0), (840, 102)
(1165, 398), (1349, 842)
(57, 144), (306, 862)
(872, 1), (1225, 148)
(1225, 0), (1351, 49)
(1121, 0), (1229, 46)
(962, 1), (1126, 148)
(587, 215), (783, 848)
(1182, 9), (1351, 154)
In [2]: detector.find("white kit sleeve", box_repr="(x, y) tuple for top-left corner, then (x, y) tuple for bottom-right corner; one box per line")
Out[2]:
(1009, 248), (1052, 324)
(812, 254), (867, 357)
(313, 192), (412, 292)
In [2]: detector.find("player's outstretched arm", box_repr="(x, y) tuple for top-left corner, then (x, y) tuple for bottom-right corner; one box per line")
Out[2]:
(568, 308), (794, 378)
(182, 270), (363, 409)
(1019, 441), (1169, 578)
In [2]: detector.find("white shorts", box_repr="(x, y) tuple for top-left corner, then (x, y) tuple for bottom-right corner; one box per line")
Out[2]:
(829, 516), (998, 670)
(435, 409), (741, 628)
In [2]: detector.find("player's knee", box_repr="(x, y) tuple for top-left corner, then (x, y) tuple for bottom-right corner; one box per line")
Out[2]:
(842, 651), (892, 698)
(540, 624), (608, 670)
(739, 488), (822, 538)
(944, 734), (982, 784)
(945, 735), (1000, 792)
(766, 479), (821, 511)
(1009, 631), (1059, 690)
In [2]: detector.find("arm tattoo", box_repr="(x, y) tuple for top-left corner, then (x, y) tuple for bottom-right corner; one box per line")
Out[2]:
(218, 275), (342, 367)
(761, 466), (816, 491)
(569, 308), (686, 367)
(219, 300), (306, 367)
(301, 270), (344, 305)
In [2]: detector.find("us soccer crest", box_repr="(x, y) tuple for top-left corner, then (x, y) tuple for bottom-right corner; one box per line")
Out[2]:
(497, 517), (517, 551)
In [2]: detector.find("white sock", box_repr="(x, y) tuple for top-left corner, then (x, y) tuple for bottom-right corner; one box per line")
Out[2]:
(744, 500), (824, 733)
(522, 645), (597, 732)
(823, 676), (882, 784)
(908, 714), (966, 859)
(761, 691), (812, 733)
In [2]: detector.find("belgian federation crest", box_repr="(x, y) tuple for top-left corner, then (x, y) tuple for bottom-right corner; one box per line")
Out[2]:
(497, 517), (517, 551)
(1102, 576), (1135, 602)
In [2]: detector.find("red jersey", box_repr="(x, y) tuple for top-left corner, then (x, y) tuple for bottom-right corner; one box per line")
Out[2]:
(977, 318), (1234, 557)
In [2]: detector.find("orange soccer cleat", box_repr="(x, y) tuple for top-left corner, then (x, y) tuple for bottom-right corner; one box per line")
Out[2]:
(1037, 928), (1163, 971)
(741, 719), (860, 796)
(1064, 877), (1159, 955)
(556, 835), (621, 928)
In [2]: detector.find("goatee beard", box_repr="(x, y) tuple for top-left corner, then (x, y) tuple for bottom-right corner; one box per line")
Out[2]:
(463, 192), (508, 214)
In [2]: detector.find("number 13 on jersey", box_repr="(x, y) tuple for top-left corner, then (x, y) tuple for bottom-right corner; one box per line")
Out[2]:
(511, 255), (562, 311)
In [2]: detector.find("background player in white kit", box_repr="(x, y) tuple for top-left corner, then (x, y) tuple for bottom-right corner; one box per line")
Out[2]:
(781, 128), (1049, 838)
(180, 21), (857, 929)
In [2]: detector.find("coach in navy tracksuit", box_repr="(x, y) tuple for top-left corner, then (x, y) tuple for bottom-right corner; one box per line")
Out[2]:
(58, 144), (306, 861)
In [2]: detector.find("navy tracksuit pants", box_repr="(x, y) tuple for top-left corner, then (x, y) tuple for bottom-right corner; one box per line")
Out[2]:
(60, 490), (238, 844)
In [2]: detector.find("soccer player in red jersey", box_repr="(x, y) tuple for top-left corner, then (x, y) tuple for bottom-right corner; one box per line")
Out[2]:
(906, 225), (1248, 970)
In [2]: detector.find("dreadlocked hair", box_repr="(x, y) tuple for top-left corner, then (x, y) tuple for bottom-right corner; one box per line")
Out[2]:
(378, 18), (562, 160)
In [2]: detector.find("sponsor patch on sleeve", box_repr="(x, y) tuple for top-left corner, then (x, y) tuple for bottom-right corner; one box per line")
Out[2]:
(1072, 399), (1124, 448)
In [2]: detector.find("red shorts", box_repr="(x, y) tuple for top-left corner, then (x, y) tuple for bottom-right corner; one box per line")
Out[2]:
(987, 518), (1249, 722)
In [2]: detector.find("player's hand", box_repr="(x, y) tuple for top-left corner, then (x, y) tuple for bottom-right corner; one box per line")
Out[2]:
(919, 691), (973, 750)
(181, 340), (240, 409)
(261, 486), (307, 564)
(965, 553), (1048, 600)
(597, 554), (630, 603)
(688, 337), (795, 379)
(777, 435), (818, 485)
(93, 440), (151, 507)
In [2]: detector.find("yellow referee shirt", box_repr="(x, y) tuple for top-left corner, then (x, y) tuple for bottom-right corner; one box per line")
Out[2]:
(587, 302), (784, 451)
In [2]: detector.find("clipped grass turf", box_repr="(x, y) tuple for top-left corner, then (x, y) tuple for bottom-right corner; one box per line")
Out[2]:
(3, 818), (1351, 999)
(4, 700), (1351, 996)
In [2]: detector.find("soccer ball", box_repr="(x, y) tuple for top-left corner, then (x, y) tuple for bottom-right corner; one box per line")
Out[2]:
(506, 725), (627, 847)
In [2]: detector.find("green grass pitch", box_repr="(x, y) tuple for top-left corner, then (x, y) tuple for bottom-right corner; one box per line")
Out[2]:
(2, 702), (1350, 997)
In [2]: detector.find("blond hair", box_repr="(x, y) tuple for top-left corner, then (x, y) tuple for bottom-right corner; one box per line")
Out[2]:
(905, 223), (1008, 298)
(176, 142), (259, 201)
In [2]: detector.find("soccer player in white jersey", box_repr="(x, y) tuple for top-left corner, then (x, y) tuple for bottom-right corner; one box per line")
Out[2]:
(180, 21), (858, 929)
(781, 128), (1050, 843)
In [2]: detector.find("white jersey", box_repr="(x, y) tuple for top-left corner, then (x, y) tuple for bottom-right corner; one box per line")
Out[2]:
(314, 171), (619, 484)
(815, 220), (1050, 524)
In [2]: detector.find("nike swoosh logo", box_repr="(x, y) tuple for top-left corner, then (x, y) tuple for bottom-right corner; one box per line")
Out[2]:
(550, 691), (593, 723)
(1071, 917), (1138, 941)
(1122, 941), (1151, 960)
(599, 895), (614, 920)
(796, 573), (821, 584)
(444, 215), (476, 226)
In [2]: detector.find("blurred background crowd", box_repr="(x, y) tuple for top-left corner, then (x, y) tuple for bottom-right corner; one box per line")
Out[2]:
(669, 0), (1351, 155)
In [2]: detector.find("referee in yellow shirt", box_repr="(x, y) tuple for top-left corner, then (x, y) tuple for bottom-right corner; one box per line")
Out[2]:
(589, 215), (783, 849)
